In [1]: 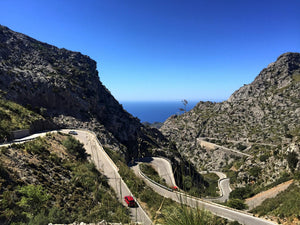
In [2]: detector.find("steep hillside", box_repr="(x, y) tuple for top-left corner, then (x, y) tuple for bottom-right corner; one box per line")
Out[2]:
(0, 24), (167, 160)
(0, 25), (207, 193)
(161, 53), (300, 186)
(161, 52), (300, 146)
(0, 97), (44, 141)
(0, 133), (130, 224)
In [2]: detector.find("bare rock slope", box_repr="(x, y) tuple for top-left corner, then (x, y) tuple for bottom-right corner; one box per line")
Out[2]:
(0, 25), (207, 191)
(0, 24), (166, 159)
(160, 53), (300, 173)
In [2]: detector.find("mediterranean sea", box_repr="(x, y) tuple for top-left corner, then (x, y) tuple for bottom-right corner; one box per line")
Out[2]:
(120, 101), (199, 123)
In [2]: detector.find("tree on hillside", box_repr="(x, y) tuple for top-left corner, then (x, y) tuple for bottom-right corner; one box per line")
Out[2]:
(17, 185), (50, 216)
(287, 151), (299, 173)
(63, 136), (88, 160)
(179, 99), (189, 136)
(179, 99), (188, 113)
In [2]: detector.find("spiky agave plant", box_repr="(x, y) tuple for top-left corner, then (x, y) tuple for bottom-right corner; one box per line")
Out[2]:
(165, 204), (220, 225)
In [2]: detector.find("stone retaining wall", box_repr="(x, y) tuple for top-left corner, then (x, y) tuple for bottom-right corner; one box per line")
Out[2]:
(11, 129), (30, 139)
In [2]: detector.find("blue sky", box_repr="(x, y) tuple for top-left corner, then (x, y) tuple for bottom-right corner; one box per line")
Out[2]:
(0, 0), (299, 102)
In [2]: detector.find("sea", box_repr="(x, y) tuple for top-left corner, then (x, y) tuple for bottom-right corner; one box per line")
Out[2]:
(120, 101), (199, 123)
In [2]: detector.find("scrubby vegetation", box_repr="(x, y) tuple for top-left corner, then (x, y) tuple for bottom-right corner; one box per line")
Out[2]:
(201, 173), (219, 197)
(105, 147), (169, 220)
(226, 199), (248, 210)
(62, 136), (89, 160)
(0, 133), (130, 225)
(251, 183), (300, 221)
(140, 163), (168, 186)
(0, 98), (43, 142)
(229, 173), (293, 201)
(105, 147), (238, 224)
(165, 203), (241, 225)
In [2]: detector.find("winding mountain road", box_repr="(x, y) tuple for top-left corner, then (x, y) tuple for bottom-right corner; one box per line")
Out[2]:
(136, 157), (177, 187)
(200, 171), (232, 202)
(132, 158), (276, 225)
(137, 158), (231, 202)
(0, 129), (152, 225)
(60, 129), (152, 225)
(1, 129), (277, 225)
(197, 138), (252, 158)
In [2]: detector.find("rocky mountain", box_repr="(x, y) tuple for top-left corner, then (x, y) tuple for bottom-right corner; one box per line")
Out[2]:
(0, 25), (207, 192)
(161, 52), (299, 145)
(160, 53), (300, 181)
(0, 24), (168, 160)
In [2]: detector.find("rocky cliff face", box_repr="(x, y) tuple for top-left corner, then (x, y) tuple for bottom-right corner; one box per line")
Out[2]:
(161, 52), (300, 146)
(160, 53), (300, 180)
(0, 25), (167, 159)
(0, 25), (207, 191)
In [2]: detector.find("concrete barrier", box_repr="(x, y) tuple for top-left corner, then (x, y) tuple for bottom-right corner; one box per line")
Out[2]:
(11, 129), (30, 139)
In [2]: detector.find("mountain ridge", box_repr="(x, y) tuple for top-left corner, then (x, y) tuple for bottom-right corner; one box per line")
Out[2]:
(228, 52), (300, 102)
(160, 52), (300, 188)
(161, 52), (300, 145)
(0, 24), (207, 194)
(0, 24), (166, 159)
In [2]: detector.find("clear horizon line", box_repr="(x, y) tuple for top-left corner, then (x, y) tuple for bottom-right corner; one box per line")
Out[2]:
(119, 99), (226, 103)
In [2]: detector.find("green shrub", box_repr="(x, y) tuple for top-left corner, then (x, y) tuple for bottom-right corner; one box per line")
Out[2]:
(287, 152), (298, 173)
(201, 173), (219, 197)
(251, 183), (300, 219)
(63, 136), (88, 160)
(0, 134), (130, 224)
(28, 210), (49, 225)
(230, 186), (254, 199)
(17, 185), (50, 216)
(249, 166), (261, 177)
(71, 162), (106, 192)
(0, 98), (43, 142)
(47, 207), (67, 223)
(259, 154), (269, 162)
(118, 162), (144, 195)
(182, 175), (192, 190)
(165, 204), (228, 225)
(294, 171), (300, 180)
(24, 139), (48, 155)
(226, 199), (248, 210)
(140, 163), (167, 186)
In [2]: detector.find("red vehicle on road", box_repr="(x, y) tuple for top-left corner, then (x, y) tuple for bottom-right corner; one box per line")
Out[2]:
(124, 196), (136, 207)
(172, 186), (178, 191)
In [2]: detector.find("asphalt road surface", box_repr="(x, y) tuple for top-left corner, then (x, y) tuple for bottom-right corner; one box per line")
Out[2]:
(62, 129), (152, 225)
(0, 129), (152, 225)
(197, 138), (252, 158)
(1, 130), (276, 225)
(200, 171), (232, 202)
(136, 157), (177, 187)
(132, 159), (276, 225)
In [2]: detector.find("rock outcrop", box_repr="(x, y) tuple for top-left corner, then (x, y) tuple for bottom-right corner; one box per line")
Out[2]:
(0, 25), (206, 191)
(160, 52), (300, 181)
(0, 24), (167, 159)
(161, 52), (300, 148)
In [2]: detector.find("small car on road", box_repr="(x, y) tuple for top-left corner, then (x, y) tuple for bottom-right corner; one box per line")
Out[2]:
(68, 131), (78, 135)
(172, 186), (178, 191)
(124, 196), (136, 207)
